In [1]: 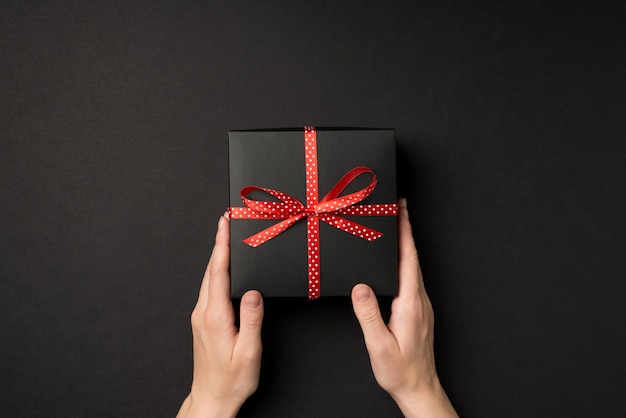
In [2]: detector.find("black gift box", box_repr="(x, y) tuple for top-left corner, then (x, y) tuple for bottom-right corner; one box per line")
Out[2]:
(228, 127), (397, 298)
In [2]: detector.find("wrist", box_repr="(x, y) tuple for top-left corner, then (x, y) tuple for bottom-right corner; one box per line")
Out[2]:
(391, 378), (458, 418)
(177, 393), (241, 418)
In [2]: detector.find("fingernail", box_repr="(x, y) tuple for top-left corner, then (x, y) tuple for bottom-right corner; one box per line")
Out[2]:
(245, 292), (261, 308)
(223, 210), (230, 220)
(218, 216), (225, 230)
(398, 198), (407, 208)
(354, 286), (371, 302)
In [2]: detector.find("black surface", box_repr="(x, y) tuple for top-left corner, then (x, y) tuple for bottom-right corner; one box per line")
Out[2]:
(1, 1), (625, 417)
(228, 128), (397, 298)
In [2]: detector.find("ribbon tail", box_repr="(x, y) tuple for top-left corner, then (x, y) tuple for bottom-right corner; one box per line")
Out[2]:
(319, 214), (384, 241)
(242, 214), (306, 247)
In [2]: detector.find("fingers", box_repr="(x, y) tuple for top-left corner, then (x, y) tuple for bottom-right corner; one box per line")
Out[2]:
(397, 198), (422, 300)
(196, 213), (228, 310)
(236, 290), (264, 352)
(351, 284), (394, 351)
(387, 198), (428, 339)
(206, 213), (232, 310)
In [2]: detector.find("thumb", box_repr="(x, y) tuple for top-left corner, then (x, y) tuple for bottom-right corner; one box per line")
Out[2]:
(351, 284), (391, 348)
(237, 290), (264, 349)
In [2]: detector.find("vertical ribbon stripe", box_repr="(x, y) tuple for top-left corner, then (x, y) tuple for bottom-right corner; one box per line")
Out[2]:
(304, 127), (320, 298)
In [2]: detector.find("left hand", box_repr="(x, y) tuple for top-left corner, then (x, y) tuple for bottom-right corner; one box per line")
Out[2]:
(177, 213), (264, 418)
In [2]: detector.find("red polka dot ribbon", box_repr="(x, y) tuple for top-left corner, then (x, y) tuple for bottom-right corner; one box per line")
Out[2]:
(229, 126), (397, 299)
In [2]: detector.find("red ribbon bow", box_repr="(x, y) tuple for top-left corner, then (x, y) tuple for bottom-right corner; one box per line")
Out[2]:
(229, 127), (397, 299)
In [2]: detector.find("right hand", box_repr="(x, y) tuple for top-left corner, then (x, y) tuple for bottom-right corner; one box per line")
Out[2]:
(351, 198), (458, 417)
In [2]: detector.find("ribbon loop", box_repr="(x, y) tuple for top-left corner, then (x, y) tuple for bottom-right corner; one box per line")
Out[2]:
(240, 185), (305, 216)
(316, 166), (377, 213)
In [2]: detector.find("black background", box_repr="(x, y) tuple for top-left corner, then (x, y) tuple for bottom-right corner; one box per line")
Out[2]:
(2, 1), (625, 417)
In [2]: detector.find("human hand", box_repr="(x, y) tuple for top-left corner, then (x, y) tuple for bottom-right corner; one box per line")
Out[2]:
(351, 199), (458, 418)
(177, 213), (264, 418)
